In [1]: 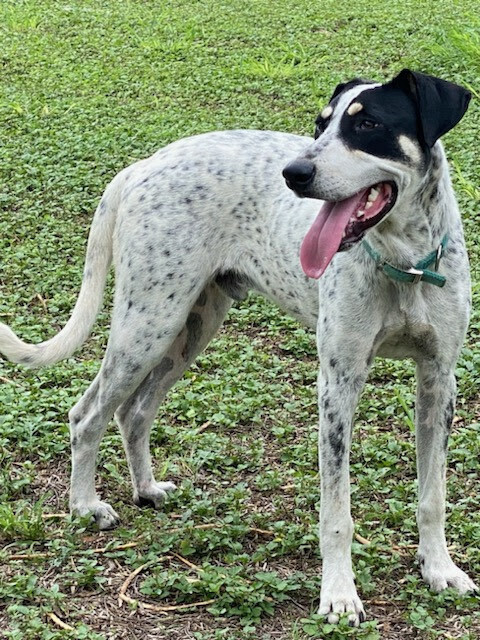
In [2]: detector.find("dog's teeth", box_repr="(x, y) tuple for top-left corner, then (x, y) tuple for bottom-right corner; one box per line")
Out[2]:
(356, 209), (364, 218)
(365, 201), (373, 210)
(368, 187), (379, 202)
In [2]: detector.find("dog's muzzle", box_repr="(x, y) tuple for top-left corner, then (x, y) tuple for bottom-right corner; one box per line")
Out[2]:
(282, 159), (316, 194)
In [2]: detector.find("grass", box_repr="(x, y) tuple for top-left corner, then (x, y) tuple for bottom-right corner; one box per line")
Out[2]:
(0, 0), (480, 638)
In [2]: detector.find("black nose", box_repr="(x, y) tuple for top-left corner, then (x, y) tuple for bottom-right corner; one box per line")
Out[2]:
(282, 160), (316, 192)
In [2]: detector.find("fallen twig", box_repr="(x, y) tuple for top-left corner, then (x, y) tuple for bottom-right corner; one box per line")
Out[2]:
(9, 552), (51, 560)
(196, 420), (212, 434)
(171, 552), (203, 573)
(46, 612), (74, 631)
(149, 598), (216, 612)
(35, 293), (48, 312)
(249, 527), (275, 536)
(6, 541), (140, 561)
(118, 560), (156, 606)
(92, 542), (139, 553)
(354, 533), (371, 545)
(118, 557), (215, 613)
(391, 543), (418, 551)
(0, 375), (23, 388)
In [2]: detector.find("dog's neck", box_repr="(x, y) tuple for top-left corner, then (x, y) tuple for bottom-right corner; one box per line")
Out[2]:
(364, 143), (459, 268)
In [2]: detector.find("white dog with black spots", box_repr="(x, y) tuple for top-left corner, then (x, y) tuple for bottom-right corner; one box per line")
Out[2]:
(0, 69), (475, 625)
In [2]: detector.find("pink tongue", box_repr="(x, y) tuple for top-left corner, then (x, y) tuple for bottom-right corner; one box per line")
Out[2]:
(300, 191), (366, 278)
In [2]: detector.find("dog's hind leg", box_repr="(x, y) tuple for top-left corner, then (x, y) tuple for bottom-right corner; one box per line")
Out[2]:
(415, 359), (477, 593)
(68, 354), (157, 530)
(68, 274), (223, 529)
(114, 282), (232, 509)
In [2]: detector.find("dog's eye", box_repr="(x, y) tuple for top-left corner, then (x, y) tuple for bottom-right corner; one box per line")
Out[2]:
(357, 119), (379, 131)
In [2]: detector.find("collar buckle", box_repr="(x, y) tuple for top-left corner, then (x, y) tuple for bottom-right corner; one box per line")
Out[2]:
(435, 243), (443, 271)
(406, 267), (424, 284)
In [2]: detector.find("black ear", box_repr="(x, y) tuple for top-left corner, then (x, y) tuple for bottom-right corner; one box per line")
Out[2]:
(328, 78), (370, 103)
(390, 69), (471, 147)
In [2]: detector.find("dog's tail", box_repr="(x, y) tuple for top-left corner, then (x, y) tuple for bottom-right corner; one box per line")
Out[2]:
(0, 174), (122, 368)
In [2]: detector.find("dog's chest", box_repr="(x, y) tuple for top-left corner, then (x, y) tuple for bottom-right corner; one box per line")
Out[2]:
(381, 261), (470, 359)
(375, 320), (438, 360)
(373, 286), (457, 360)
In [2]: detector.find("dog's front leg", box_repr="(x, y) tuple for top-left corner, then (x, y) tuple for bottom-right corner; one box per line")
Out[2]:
(416, 359), (477, 593)
(317, 359), (369, 626)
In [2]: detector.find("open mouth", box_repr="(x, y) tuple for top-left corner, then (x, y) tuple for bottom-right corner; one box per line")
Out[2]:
(300, 181), (397, 279)
(338, 181), (397, 251)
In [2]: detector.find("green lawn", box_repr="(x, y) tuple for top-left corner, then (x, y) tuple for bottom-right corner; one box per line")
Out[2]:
(1, 1), (480, 638)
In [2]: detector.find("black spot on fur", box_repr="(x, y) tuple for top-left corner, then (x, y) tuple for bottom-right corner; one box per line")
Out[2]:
(157, 356), (174, 377)
(182, 313), (203, 361)
(328, 421), (345, 464)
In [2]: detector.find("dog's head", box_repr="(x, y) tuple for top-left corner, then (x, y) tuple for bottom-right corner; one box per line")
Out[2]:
(283, 69), (471, 278)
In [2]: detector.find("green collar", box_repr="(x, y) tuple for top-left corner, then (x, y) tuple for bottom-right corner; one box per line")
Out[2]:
(362, 234), (448, 287)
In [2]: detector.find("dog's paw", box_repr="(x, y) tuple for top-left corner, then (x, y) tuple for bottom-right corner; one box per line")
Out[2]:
(72, 500), (120, 530)
(134, 481), (177, 509)
(420, 555), (478, 594)
(319, 577), (366, 627)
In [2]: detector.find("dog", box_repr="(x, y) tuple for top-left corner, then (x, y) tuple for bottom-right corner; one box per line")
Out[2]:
(0, 69), (476, 625)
